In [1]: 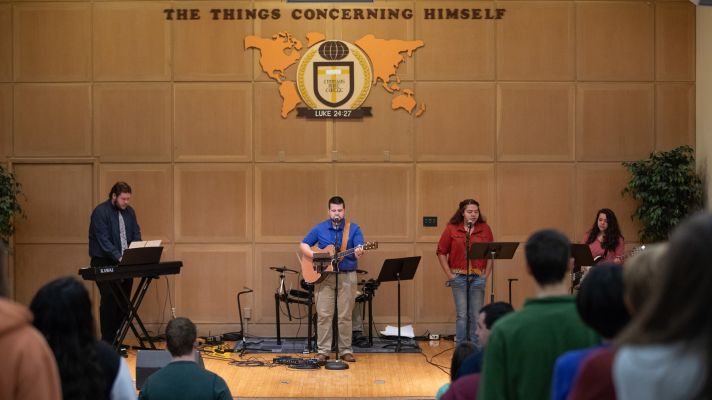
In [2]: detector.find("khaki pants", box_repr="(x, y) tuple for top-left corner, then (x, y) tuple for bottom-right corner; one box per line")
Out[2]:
(315, 271), (357, 356)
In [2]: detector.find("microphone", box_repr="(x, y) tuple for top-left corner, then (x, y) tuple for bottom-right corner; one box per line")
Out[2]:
(466, 221), (473, 231)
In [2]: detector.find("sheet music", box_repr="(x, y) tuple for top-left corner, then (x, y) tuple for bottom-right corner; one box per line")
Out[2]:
(380, 324), (415, 338)
(129, 240), (162, 249)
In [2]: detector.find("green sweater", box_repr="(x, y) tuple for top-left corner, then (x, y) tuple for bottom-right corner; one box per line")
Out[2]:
(138, 361), (232, 400)
(478, 295), (599, 400)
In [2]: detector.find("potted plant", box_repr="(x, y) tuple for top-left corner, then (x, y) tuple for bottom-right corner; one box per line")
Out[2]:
(0, 165), (24, 295)
(622, 145), (703, 243)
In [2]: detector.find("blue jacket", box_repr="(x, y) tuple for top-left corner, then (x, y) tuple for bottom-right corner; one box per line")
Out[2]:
(89, 199), (141, 262)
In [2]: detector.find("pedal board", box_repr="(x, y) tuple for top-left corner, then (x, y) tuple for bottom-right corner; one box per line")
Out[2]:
(273, 356), (321, 369)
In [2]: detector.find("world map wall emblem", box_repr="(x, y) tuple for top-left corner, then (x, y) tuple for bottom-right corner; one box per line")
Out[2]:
(245, 32), (425, 119)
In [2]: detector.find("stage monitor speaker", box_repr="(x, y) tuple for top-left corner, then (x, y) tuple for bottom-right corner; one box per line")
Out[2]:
(135, 349), (204, 390)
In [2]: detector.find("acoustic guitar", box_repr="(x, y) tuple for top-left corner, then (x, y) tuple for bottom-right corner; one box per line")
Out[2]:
(572, 245), (646, 289)
(300, 242), (378, 284)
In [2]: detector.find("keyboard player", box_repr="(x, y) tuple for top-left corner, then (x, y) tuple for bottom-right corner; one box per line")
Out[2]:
(88, 182), (142, 345)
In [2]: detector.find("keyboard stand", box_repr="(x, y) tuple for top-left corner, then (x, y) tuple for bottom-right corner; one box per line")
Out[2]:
(111, 276), (158, 352)
(78, 261), (183, 353)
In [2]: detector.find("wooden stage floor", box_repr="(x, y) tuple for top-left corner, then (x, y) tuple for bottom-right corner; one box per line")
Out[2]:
(125, 339), (455, 399)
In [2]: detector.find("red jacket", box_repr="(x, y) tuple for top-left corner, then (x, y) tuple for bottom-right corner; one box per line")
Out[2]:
(437, 222), (494, 275)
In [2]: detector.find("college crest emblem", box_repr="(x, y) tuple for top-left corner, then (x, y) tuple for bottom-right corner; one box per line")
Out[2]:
(297, 40), (372, 118)
(244, 31), (426, 119)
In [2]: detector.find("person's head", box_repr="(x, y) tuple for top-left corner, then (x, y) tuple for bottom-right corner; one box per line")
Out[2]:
(525, 229), (572, 286)
(576, 262), (630, 339)
(328, 196), (345, 225)
(109, 181), (132, 210)
(586, 208), (623, 250)
(449, 198), (486, 226)
(166, 317), (197, 357)
(30, 277), (95, 346)
(30, 277), (107, 400)
(617, 213), (712, 398)
(476, 302), (514, 347)
(450, 341), (477, 381)
(623, 243), (667, 314)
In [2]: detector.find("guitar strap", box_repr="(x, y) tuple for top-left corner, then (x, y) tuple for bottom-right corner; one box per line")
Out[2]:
(341, 220), (351, 252)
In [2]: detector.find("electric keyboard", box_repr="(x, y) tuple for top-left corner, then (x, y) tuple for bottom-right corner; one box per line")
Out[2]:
(78, 261), (182, 282)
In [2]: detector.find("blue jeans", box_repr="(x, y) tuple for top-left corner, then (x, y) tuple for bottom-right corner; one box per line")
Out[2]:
(449, 274), (486, 346)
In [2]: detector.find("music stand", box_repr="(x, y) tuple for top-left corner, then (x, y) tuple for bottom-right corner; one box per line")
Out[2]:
(570, 244), (595, 293)
(377, 256), (421, 352)
(469, 242), (519, 304)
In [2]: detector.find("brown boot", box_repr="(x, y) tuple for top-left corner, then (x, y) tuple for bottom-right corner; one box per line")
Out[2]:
(340, 353), (356, 362)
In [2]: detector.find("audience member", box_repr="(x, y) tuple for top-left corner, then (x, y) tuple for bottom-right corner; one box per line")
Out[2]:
(139, 317), (232, 400)
(613, 214), (712, 400)
(442, 374), (481, 400)
(551, 263), (630, 400)
(439, 302), (513, 400)
(620, 243), (667, 313)
(30, 277), (135, 400)
(435, 341), (478, 399)
(478, 229), (599, 400)
(568, 243), (668, 400)
(0, 275), (61, 400)
(457, 301), (514, 377)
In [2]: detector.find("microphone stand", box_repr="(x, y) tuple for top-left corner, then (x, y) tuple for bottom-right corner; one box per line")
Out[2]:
(325, 223), (348, 370)
(464, 221), (473, 343)
(237, 287), (261, 356)
(324, 220), (349, 370)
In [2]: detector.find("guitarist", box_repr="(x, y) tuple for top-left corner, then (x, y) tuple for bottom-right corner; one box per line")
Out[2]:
(300, 196), (364, 363)
(583, 208), (625, 265)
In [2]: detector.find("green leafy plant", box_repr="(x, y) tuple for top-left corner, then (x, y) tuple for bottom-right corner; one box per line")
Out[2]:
(0, 166), (25, 243)
(623, 145), (703, 243)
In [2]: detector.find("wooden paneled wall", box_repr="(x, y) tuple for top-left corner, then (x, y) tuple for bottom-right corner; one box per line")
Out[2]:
(0, 0), (696, 337)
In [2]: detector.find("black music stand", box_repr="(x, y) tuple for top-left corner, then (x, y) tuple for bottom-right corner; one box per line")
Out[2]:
(469, 242), (519, 304)
(377, 256), (421, 352)
(570, 244), (595, 293)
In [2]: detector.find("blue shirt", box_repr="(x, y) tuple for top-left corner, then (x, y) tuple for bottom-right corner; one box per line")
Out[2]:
(89, 199), (142, 263)
(551, 345), (606, 400)
(302, 219), (364, 271)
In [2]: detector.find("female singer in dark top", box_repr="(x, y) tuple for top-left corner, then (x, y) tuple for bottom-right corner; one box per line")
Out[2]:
(584, 208), (624, 264)
(437, 199), (493, 346)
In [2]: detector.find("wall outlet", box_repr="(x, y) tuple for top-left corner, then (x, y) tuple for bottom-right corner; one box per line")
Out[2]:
(429, 333), (440, 340)
(243, 307), (252, 319)
(423, 216), (438, 227)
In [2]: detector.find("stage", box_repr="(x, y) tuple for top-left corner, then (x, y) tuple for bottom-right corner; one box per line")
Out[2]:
(126, 339), (454, 399)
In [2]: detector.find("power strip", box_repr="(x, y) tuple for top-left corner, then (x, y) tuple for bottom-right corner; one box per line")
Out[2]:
(429, 333), (440, 340)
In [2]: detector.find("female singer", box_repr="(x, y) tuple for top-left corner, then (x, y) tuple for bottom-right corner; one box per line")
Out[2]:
(584, 208), (625, 264)
(437, 199), (493, 346)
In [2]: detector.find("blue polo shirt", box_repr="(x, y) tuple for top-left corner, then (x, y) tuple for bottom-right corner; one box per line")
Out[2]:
(302, 219), (364, 271)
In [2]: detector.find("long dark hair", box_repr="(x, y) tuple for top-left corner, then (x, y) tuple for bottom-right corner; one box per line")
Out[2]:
(30, 277), (109, 400)
(616, 213), (712, 399)
(585, 208), (623, 251)
(450, 341), (477, 381)
(448, 198), (486, 225)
